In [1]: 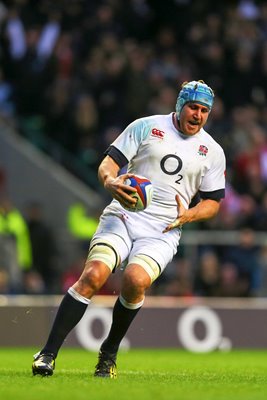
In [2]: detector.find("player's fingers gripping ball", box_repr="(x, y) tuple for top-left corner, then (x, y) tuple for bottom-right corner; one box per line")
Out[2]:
(123, 175), (153, 212)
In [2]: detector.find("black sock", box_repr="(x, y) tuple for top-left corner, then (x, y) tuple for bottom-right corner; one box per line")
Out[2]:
(41, 292), (88, 357)
(100, 297), (142, 356)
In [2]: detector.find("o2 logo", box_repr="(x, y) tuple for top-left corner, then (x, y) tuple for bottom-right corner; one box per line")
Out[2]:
(75, 306), (231, 352)
(177, 306), (231, 352)
(160, 154), (183, 184)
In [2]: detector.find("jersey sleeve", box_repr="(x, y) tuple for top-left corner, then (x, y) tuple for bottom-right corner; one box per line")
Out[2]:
(104, 146), (128, 168)
(199, 147), (226, 199)
(107, 118), (150, 161)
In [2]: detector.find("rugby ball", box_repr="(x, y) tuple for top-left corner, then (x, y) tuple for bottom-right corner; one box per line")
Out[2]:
(123, 175), (153, 212)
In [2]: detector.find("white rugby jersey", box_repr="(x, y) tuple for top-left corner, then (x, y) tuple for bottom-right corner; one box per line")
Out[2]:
(104, 113), (226, 223)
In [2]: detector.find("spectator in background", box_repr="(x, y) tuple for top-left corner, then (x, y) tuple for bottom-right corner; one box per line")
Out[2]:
(147, 84), (178, 115)
(0, 66), (15, 119)
(233, 124), (267, 199)
(124, 44), (152, 121)
(67, 202), (99, 244)
(4, 6), (26, 61)
(69, 94), (100, 170)
(193, 250), (221, 297)
(36, 9), (61, 61)
(221, 228), (262, 296)
(0, 197), (32, 292)
(95, 37), (128, 129)
(204, 96), (230, 151)
(25, 202), (58, 293)
(43, 79), (73, 149)
(218, 261), (250, 297)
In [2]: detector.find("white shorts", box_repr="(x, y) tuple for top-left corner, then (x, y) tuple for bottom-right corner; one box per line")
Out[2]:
(91, 207), (182, 274)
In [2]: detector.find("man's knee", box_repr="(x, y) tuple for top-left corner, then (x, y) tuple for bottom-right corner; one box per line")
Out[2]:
(79, 261), (107, 289)
(122, 255), (160, 294)
(123, 269), (149, 290)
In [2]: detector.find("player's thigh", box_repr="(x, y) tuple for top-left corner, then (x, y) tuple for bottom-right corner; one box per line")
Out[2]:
(90, 213), (131, 268)
(128, 237), (178, 282)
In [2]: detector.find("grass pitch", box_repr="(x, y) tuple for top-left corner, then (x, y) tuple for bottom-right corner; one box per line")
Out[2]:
(0, 348), (266, 400)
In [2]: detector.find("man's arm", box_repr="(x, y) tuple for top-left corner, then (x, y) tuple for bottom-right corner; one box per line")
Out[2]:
(98, 155), (121, 188)
(98, 155), (137, 209)
(180, 198), (220, 224)
(163, 195), (221, 232)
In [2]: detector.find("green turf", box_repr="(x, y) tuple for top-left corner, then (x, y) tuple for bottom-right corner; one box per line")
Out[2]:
(0, 348), (266, 400)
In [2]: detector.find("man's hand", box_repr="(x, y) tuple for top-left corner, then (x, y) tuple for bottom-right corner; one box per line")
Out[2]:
(98, 157), (139, 210)
(105, 173), (138, 210)
(163, 195), (187, 233)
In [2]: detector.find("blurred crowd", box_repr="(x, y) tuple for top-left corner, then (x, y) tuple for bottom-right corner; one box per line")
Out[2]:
(1, 0), (267, 297)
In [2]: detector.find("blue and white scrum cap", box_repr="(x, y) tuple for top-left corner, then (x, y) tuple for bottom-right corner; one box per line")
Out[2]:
(176, 80), (214, 119)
